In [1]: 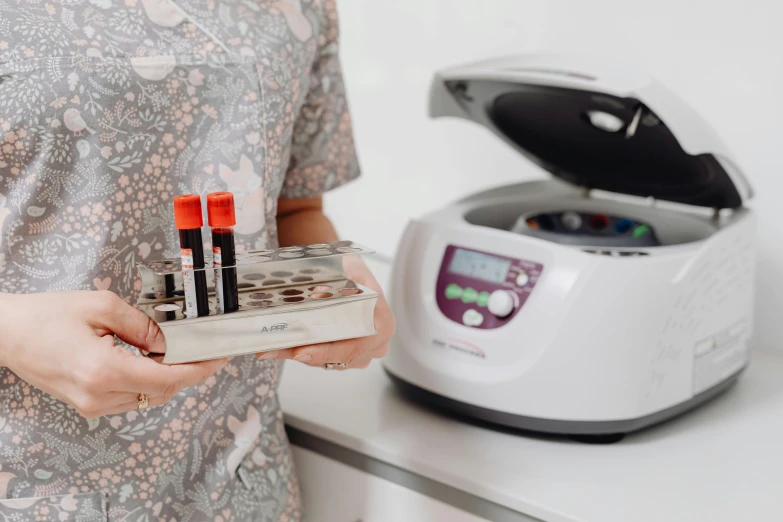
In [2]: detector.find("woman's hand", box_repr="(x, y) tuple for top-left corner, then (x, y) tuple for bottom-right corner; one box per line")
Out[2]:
(257, 255), (395, 369)
(0, 290), (227, 418)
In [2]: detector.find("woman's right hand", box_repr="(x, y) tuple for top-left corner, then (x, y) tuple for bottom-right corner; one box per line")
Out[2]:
(0, 290), (227, 418)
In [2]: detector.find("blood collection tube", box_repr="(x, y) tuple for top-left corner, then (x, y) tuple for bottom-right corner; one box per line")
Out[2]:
(174, 194), (209, 318)
(207, 192), (239, 314)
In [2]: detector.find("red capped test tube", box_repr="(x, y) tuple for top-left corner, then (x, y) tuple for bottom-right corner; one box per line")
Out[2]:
(174, 194), (209, 318)
(207, 192), (239, 314)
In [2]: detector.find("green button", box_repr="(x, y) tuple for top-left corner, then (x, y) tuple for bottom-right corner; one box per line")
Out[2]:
(461, 287), (478, 303)
(445, 284), (463, 299)
(632, 224), (649, 238)
(477, 291), (490, 307)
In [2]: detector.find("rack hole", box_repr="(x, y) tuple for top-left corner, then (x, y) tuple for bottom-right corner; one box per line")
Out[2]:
(250, 292), (274, 300)
(248, 300), (273, 308)
(279, 252), (304, 258)
(283, 296), (305, 303)
(280, 289), (304, 296)
(311, 293), (333, 299)
(291, 276), (313, 283)
(262, 279), (286, 286)
(339, 288), (363, 296)
(309, 285), (331, 292)
(271, 271), (294, 277)
(243, 274), (265, 281)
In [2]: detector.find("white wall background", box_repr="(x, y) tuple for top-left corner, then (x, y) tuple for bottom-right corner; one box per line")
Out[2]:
(323, 0), (783, 352)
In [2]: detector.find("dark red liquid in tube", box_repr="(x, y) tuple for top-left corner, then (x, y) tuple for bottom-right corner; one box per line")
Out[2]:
(174, 194), (209, 318)
(207, 192), (239, 314)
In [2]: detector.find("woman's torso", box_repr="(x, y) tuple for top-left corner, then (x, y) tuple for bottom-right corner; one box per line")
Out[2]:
(0, 1), (333, 519)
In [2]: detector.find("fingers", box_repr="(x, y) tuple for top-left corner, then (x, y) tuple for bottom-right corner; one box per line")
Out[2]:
(89, 291), (166, 354)
(115, 354), (228, 398)
(347, 341), (389, 369)
(69, 354), (225, 418)
(256, 348), (293, 361)
(276, 337), (389, 369)
(342, 355), (373, 370)
(291, 338), (363, 366)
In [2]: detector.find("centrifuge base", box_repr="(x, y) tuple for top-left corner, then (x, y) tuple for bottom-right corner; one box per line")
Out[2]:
(385, 368), (744, 443)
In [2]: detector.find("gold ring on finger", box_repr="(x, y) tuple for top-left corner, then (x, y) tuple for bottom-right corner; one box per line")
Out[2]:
(137, 393), (149, 410)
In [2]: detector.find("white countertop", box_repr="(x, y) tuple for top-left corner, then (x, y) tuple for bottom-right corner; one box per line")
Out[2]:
(279, 256), (783, 522)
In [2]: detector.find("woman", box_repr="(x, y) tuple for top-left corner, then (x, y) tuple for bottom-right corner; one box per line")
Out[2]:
(0, 1), (394, 520)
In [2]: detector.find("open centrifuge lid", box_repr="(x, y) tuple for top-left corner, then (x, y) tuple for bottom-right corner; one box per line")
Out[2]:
(429, 54), (753, 209)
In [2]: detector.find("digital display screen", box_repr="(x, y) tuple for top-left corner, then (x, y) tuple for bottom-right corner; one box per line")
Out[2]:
(448, 249), (510, 283)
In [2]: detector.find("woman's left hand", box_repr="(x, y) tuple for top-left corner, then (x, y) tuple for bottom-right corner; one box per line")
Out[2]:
(256, 255), (396, 369)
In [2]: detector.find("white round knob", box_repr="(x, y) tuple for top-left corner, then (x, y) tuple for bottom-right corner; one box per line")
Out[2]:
(487, 290), (516, 318)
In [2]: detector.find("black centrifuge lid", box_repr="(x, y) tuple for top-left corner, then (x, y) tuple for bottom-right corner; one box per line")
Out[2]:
(428, 56), (752, 209)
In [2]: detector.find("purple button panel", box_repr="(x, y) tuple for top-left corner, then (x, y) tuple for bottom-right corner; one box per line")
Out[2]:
(435, 245), (544, 330)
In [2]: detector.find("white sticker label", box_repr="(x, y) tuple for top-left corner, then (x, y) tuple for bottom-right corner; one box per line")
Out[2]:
(693, 321), (749, 395)
(213, 246), (224, 314)
(181, 248), (198, 318)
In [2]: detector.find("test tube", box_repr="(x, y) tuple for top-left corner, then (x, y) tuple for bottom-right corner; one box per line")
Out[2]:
(173, 194), (209, 318)
(207, 192), (239, 314)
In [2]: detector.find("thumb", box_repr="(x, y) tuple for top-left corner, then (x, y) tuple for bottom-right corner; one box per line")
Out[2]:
(90, 291), (167, 354)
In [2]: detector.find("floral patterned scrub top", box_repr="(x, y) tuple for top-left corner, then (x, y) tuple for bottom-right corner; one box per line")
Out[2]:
(0, 0), (359, 520)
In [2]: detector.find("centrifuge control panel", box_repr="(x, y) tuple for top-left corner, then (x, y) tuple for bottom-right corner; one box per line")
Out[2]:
(435, 245), (543, 329)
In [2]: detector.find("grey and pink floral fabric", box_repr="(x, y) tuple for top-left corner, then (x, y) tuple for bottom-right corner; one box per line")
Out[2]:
(0, 0), (359, 520)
